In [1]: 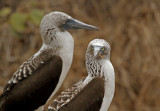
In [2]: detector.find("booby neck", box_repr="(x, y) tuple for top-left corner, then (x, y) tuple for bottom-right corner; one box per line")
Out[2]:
(85, 58), (115, 111)
(39, 30), (74, 104)
(34, 29), (74, 61)
(34, 14), (75, 107)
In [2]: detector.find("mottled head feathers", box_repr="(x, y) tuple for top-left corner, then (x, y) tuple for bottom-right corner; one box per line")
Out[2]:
(86, 39), (111, 60)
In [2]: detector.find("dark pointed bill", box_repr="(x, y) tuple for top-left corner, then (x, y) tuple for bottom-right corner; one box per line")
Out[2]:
(60, 18), (99, 30)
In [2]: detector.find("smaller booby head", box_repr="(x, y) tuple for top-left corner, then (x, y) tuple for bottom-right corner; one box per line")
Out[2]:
(87, 39), (111, 60)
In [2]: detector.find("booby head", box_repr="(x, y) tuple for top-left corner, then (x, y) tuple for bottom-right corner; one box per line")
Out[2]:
(40, 11), (99, 46)
(86, 39), (111, 60)
(41, 11), (98, 31)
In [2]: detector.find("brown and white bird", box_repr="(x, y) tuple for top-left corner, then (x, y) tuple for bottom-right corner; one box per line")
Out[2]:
(48, 39), (115, 111)
(0, 11), (98, 111)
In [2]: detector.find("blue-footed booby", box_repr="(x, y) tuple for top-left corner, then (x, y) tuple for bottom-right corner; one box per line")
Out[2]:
(0, 11), (98, 111)
(48, 39), (115, 111)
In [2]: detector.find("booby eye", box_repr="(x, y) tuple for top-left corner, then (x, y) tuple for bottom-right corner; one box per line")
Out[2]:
(91, 46), (94, 51)
(101, 48), (105, 51)
(65, 19), (70, 24)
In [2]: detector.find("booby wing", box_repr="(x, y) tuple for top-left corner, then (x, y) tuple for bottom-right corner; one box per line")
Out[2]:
(0, 49), (63, 111)
(48, 77), (104, 111)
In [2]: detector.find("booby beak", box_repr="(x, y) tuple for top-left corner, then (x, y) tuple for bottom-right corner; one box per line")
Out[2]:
(60, 18), (99, 30)
(93, 46), (104, 58)
(94, 47), (100, 57)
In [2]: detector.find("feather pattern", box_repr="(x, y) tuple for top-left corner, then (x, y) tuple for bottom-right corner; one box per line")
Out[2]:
(3, 48), (56, 95)
(48, 78), (87, 111)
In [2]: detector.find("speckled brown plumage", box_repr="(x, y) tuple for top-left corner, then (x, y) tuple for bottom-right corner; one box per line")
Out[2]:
(0, 49), (63, 111)
(49, 78), (86, 111)
(3, 48), (56, 94)
(0, 54), (62, 111)
(48, 77), (104, 111)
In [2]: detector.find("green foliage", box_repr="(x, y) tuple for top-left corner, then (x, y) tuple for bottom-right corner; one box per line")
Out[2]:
(28, 9), (44, 25)
(6, 8), (44, 33)
(9, 13), (27, 33)
(0, 7), (11, 17)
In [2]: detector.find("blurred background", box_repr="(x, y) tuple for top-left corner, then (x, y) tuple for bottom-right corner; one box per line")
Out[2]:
(0, 0), (160, 111)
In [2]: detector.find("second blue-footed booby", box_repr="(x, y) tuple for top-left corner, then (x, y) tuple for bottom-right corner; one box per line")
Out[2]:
(48, 39), (115, 111)
(0, 11), (98, 111)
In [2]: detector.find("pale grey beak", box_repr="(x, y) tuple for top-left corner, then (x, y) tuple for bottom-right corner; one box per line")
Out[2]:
(60, 18), (99, 30)
(93, 46), (101, 57)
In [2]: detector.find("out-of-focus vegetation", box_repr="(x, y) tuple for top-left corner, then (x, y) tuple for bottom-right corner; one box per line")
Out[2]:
(0, 0), (160, 111)
(0, 7), (44, 33)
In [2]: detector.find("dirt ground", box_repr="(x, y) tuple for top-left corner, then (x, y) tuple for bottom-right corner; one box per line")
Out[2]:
(0, 0), (160, 111)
